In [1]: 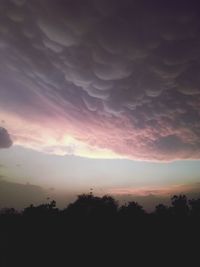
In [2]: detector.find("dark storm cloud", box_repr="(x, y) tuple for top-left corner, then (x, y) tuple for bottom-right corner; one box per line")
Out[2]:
(1, 0), (200, 160)
(0, 127), (12, 148)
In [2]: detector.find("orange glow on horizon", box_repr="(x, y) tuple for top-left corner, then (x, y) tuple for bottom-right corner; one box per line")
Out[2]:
(108, 184), (198, 197)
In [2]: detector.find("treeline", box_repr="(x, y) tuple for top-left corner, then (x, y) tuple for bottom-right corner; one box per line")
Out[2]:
(1, 193), (200, 218)
(1, 194), (200, 266)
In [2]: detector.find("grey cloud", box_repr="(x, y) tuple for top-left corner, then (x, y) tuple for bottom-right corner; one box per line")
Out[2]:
(37, 18), (79, 47)
(10, 0), (26, 7)
(176, 64), (200, 95)
(1, 0), (200, 160)
(0, 179), (46, 209)
(0, 164), (6, 168)
(0, 127), (12, 148)
(152, 135), (197, 159)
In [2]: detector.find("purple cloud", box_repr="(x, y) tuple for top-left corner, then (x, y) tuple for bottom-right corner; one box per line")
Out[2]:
(1, 1), (200, 160)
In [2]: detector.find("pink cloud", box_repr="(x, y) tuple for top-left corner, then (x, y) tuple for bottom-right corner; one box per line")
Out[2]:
(108, 183), (200, 197)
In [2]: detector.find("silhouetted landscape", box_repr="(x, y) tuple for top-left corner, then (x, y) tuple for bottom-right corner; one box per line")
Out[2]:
(1, 193), (200, 266)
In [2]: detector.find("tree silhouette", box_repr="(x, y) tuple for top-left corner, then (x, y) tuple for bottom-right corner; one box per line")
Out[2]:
(119, 201), (145, 218)
(23, 200), (58, 217)
(189, 198), (200, 217)
(171, 195), (189, 217)
(0, 207), (18, 216)
(66, 194), (118, 218)
(155, 204), (169, 217)
(1, 193), (200, 266)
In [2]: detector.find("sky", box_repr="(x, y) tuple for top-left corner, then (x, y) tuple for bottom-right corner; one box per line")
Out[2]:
(1, 0), (200, 210)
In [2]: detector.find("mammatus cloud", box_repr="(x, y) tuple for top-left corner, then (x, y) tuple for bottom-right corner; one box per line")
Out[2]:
(0, 127), (12, 148)
(1, 0), (200, 160)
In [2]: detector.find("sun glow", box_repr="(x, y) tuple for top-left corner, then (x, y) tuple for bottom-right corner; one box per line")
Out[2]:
(0, 110), (122, 159)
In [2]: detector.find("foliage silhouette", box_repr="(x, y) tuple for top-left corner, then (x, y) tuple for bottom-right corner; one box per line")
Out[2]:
(23, 200), (58, 218)
(119, 201), (146, 219)
(1, 193), (200, 266)
(189, 197), (200, 217)
(155, 203), (170, 217)
(171, 194), (189, 217)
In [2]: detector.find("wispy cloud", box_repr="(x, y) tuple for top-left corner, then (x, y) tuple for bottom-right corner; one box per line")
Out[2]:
(108, 183), (200, 197)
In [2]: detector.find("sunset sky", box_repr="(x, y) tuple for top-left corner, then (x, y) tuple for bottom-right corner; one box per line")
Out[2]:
(1, 0), (200, 210)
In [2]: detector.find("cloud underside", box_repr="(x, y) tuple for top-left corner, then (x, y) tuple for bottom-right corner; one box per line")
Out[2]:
(1, 0), (200, 160)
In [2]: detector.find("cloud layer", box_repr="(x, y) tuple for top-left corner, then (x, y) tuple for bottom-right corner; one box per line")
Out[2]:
(0, 179), (46, 208)
(1, 0), (200, 160)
